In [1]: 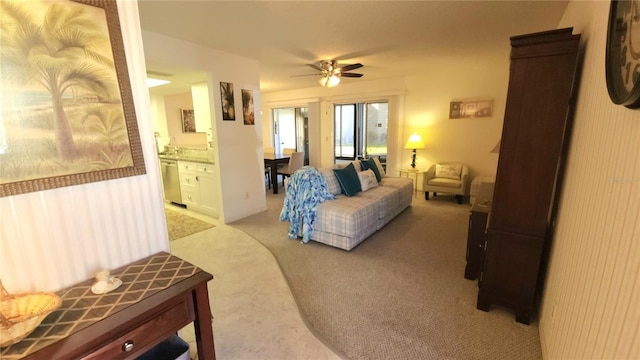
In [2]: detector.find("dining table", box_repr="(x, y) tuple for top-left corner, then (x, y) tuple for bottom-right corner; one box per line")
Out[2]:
(264, 152), (290, 194)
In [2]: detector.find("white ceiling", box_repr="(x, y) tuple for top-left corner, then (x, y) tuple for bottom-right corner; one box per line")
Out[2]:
(137, 1), (569, 95)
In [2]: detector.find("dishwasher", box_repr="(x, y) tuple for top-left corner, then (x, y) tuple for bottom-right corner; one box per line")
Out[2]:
(160, 159), (183, 205)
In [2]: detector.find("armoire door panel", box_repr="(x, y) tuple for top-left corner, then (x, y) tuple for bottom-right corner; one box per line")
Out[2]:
(491, 55), (580, 236)
(477, 27), (580, 324)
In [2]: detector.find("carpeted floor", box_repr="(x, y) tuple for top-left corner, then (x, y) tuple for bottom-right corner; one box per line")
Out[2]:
(165, 207), (214, 241)
(230, 192), (542, 360)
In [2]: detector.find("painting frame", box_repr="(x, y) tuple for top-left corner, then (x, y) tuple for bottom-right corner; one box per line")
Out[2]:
(0, 0), (146, 197)
(241, 89), (255, 125)
(181, 108), (196, 133)
(220, 82), (236, 121)
(449, 99), (494, 119)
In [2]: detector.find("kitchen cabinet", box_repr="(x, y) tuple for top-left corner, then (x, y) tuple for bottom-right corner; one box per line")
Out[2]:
(178, 160), (219, 218)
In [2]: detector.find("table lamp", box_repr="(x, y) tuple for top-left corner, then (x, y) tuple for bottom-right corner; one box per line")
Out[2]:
(404, 132), (425, 169)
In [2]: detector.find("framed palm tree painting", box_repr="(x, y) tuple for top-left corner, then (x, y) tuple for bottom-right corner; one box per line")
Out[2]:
(0, 0), (146, 197)
(220, 82), (235, 120)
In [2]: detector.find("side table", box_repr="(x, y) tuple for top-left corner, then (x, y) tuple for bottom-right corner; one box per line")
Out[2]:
(398, 169), (426, 197)
(1, 252), (216, 360)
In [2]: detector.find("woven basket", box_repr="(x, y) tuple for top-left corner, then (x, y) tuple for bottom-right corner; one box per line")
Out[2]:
(0, 281), (61, 348)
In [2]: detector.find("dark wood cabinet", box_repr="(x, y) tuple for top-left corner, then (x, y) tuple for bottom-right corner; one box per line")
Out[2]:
(465, 182), (493, 280)
(477, 28), (581, 324)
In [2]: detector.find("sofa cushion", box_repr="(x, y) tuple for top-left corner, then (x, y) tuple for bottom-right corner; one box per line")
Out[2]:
(373, 157), (386, 177)
(313, 195), (378, 241)
(361, 158), (382, 182)
(380, 176), (412, 189)
(435, 164), (462, 180)
(334, 160), (363, 172)
(333, 163), (361, 196)
(358, 169), (379, 192)
(357, 185), (402, 227)
(319, 168), (342, 195)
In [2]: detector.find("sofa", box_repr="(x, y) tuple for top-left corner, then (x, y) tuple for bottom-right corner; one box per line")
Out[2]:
(281, 158), (413, 251)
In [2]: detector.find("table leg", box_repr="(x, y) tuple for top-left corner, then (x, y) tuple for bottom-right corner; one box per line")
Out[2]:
(193, 283), (216, 360)
(271, 163), (279, 194)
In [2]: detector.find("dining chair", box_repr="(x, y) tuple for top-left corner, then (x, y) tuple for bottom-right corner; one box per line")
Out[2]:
(265, 166), (271, 189)
(277, 148), (296, 172)
(277, 151), (305, 185)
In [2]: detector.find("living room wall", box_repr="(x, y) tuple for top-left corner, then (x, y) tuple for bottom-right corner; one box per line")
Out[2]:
(142, 30), (264, 223)
(262, 51), (509, 182)
(0, 1), (168, 292)
(539, 1), (639, 358)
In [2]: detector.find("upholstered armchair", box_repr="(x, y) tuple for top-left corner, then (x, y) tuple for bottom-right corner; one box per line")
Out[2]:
(424, 162), (469, 204)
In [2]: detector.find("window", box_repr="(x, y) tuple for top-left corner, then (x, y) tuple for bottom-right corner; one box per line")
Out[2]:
(334, 102), (387, 161)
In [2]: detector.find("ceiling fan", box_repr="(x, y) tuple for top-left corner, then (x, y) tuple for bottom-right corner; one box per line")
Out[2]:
(297, 60), (364, 87)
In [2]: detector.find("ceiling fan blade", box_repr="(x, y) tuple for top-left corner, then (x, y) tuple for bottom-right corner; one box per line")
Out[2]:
(291, 73), (322, 77)
(341, 73), (363, 78)
(307, 63), (324, 72)
(338, 63), (363, 72)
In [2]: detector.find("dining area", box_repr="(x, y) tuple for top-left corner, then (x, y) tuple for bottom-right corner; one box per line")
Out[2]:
(264, 148), (305, 194)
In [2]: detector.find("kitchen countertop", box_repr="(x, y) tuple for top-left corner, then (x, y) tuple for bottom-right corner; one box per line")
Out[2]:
(158, 153), (215, 165)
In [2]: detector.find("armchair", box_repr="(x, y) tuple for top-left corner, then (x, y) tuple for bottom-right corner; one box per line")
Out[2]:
(424, 162), (469, 204)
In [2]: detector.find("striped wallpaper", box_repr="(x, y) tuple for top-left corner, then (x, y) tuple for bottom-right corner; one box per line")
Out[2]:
(0, 1), (169, 293)
(540, 1), (639, 359)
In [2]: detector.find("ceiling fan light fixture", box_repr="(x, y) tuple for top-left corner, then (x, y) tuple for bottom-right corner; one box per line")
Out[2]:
(319, 74), (340, 87)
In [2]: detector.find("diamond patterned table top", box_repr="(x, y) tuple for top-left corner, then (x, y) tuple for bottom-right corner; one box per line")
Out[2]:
(1, 252), (203, 359)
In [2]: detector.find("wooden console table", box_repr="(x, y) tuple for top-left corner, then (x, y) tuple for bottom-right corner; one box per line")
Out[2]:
(1, 252), (215, 360)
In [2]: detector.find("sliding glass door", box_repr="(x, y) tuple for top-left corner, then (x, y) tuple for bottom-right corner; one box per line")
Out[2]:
(272, 107), (308, 163)
(334, 104), (356, 160)
(334, 102), (387, 162)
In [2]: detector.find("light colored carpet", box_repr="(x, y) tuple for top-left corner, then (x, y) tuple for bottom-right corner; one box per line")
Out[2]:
(165, 207), (214, 241)
(229, 192), (543, 360)
(169, 212), (340, 360)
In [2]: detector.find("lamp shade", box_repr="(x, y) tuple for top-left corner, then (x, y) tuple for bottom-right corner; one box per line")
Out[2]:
(404, 133), (425, 149)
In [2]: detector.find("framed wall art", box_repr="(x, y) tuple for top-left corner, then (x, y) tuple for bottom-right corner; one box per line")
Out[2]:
(0, 0), (146, 197)
(181, 109), (196, 133)
(242, 89), (255, 125)
(449, 99), (494, 119)
(220, 82), (235, 120)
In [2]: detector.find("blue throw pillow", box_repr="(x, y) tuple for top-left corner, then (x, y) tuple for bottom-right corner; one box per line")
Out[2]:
(361, 158), (382, 182)
(333, 163), (361, 196)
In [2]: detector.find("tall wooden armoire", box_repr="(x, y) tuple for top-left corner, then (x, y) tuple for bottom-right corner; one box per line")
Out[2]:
(477, 28), (581, 324)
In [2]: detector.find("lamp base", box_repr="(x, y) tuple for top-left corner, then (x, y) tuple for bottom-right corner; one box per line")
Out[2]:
(410, 149), (417, 168)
